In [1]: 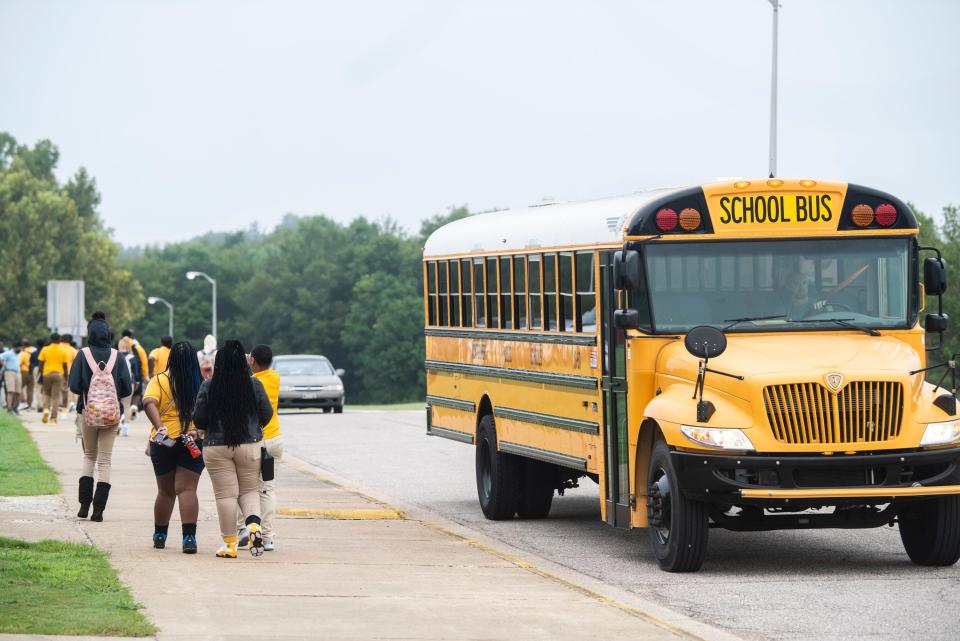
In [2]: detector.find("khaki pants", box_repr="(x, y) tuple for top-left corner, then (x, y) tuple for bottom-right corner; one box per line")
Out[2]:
(41, 372), (63, 419)
(237, 436), (283, 539)
(80, 415), (118, 482)
(204, 442), (262, 537)
(20, 370), (34, 407)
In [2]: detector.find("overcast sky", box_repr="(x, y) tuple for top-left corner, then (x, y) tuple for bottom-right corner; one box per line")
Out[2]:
(1, 0), (958, 246)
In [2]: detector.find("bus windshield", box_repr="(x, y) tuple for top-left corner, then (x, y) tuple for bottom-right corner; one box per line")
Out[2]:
(643, 238), (911, 333)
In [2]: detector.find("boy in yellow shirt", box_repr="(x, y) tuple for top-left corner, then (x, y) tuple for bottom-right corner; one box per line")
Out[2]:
(38, 334), (69, 424)
(238, 344), (282, 551)
(148, 336), (173, 378)
(19, 340), (35, 410)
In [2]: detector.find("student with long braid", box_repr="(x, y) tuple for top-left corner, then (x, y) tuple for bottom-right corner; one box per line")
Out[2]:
(143, 341), (204, 553)
(192, 340), (273, 558)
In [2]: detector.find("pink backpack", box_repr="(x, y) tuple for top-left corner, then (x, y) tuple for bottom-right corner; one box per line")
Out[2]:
(81, 348), (121, 429)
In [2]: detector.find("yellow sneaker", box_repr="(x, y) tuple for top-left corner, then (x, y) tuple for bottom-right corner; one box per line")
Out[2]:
(41, 410), (49, 424)
(50, 417), (58, 425)
(247, 522), (264, 557)
(215, 536), (238, 558)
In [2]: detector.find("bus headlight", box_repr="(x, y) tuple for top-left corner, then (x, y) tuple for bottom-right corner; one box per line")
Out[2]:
(680, 425), (755, 451)
(920, 419), (960, 447)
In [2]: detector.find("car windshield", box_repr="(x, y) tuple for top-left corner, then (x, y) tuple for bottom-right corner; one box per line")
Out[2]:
(274, 358), (334, 376)
(643, 238), (911, 333)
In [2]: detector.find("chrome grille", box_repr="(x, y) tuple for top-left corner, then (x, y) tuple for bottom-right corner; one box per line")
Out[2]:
(763, 381), (903, 445)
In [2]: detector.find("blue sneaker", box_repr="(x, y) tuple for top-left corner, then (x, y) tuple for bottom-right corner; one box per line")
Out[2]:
(153, 532), (167, 549)
(182, 534), (197, 554)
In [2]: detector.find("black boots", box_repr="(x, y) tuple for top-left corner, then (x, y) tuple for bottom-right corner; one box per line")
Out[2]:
(77, 476), (94, 518)
(90, 482), (111, 522)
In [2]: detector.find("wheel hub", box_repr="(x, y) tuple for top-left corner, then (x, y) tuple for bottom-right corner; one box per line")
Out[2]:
(647, 468), (672, 544)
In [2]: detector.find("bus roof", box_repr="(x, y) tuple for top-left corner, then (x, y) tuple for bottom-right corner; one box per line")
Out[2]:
(423, 187), (688, 256)
(422, 179), (916, 257)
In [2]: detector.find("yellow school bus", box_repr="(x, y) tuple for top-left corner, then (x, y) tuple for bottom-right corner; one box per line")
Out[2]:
(422, 178), (960, 572)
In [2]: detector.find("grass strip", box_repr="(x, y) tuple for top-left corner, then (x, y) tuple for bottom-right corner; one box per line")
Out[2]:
(0, 413), (59, 496)
(0, 537), (156, 636)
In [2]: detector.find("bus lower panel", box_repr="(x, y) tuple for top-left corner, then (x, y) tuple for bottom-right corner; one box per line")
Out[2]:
(671, 447), (960, 499)
(709, 504), (898, 531)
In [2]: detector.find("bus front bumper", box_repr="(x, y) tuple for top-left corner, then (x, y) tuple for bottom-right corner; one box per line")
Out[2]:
(671, 447), (960, 505)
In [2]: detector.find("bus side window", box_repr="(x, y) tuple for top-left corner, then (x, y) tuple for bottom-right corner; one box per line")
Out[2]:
(559, 252), (574, 332)
(438, 260), (448, 326)
(449, 260), (461, 326)
(461, 258), (473, 327)
(529, 254), (542, 329)
(576, 251), (596, 333)
(486, 257), (499, 328)
(500, 256), (512, 329)
(544, 253), (558, 331)
(427, 261), (437, 326)
(474, 258), (486, 327)
(514, 255), (527, 329)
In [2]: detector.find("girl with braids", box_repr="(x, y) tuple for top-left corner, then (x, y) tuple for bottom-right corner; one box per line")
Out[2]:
(143, 341), (204, 554)
(192, 339), (273, 558)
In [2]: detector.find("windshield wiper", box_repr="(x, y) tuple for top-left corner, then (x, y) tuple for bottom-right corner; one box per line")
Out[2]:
(786, 317), (881, 336)
(723, 315), (787, 331)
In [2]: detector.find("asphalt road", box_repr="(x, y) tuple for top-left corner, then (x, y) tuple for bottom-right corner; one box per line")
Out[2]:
(280, 409), (960, 641)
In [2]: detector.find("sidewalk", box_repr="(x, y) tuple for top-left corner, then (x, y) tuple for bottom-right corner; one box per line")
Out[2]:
(5, 411), (689, 641)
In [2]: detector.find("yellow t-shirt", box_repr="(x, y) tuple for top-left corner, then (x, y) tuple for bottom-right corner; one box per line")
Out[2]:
(143, 372), (192, 439)
(149, 346), (170, 377)
(254, 369), (281, 440)
(60, 343), (78, 370)
(19, 348), (33, 372)
(38, 344), (69, 376)
(133, 342), (148, 382)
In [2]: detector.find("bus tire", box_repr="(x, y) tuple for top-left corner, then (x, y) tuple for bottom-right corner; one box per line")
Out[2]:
(476, 415), (520, 520)
(516, 459), (555, 519)
(646, 439), (708, 572)
(899, 496), (960, 566)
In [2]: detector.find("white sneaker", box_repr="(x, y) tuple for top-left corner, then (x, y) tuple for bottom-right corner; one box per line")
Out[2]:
(263, 539), (275, 552)
(121, 422), (129, 437)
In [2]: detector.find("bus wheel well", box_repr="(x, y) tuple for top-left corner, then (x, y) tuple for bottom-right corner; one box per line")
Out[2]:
(476, 395), (493, 431)
(634, 419), (662, 528)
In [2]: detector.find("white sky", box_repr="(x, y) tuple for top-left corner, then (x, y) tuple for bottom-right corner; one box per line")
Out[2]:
(1, 0), (958, 246)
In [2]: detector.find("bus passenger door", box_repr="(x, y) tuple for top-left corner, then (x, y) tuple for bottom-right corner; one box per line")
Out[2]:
(600, 251), (631, 528)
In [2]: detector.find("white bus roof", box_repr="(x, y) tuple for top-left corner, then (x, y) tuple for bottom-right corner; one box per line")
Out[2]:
(423, 187), (687, 257)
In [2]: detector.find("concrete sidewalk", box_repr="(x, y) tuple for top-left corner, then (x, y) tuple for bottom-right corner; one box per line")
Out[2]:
(5, 411), (691, 641)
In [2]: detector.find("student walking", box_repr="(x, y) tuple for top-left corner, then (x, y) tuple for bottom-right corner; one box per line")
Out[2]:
(31, 339), (44, 410)
(237, 344), (282, 551)
(149, 336), (173, 379)
(1, 343), (21, 414)
(19, 340), (35, 410)
(143, 341), (204, 554)
(60, 335), (79, 413)
(117, 338), (141, 436)
(122, 329), (149, 409)
(68, 317), (132, 521)
(38, 334), (69, 424)
(192, 340), (273, 558)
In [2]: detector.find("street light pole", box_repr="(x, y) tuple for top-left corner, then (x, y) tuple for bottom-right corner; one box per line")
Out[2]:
(146, 296), (174, 337)
(767, 0), (780, 178)
(185, 271), (217, 341)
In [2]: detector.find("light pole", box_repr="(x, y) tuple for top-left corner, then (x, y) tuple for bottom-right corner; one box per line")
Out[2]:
(185, 271), (217, 341)
(767, 0), (780, 178)
(147, 296), (174, 337)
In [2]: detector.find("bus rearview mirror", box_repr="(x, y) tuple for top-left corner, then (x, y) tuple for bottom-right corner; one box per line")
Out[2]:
(924, 257), (947, 296)
(613, 309), (639, 330)
(925, 312), (949, 334)
(613, 250), (641, 290)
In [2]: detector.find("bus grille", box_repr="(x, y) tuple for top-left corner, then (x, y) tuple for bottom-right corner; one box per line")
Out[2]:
(763, 382), (903, 445)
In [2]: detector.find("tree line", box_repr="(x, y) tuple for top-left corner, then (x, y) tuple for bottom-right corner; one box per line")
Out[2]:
(0, 133), (467, 403)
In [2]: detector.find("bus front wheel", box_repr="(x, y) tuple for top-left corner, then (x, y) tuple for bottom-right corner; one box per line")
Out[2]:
(646, 440), (708, 572)
(476, 415), (520, 520)
(899, 496), (960, 566)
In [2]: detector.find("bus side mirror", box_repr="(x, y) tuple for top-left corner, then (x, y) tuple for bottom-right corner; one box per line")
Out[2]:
(925, 313), (949, 334)
(613, 309), (639, 330)
(924, 257), (947, 296)
(613, 250), (641, 290)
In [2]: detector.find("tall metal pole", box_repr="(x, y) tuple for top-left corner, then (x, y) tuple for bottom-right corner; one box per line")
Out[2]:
(211, 279), (217, 341)
(768, 0), (779, 178)
(147, 297), (174, 338)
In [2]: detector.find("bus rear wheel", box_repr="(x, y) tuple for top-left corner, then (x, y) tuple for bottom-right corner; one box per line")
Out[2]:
(899, 496), (960, 566)
(646, 440), (708, 572)
(476, 415), (520, 520)
(516, 459), (555, 519)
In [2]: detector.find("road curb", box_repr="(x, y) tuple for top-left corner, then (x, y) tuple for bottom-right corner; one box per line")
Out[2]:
(283, 452), (746, 641)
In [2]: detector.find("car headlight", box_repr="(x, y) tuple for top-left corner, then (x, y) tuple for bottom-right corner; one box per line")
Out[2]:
(920, 419), (960, 447)
(680, 425), (755, 451)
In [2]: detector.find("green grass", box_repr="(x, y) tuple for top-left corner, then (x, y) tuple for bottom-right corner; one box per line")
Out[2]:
(0, 413), (59, 496)
(0, 537), (156, 636)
